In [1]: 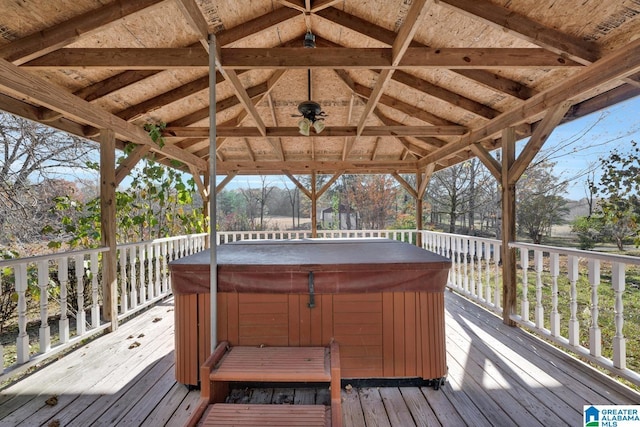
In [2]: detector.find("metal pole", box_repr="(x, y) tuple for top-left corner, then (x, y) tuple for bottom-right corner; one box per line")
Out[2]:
(208, 33), (218, 351)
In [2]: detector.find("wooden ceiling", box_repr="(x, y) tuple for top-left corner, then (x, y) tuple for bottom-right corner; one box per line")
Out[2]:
(0, 0), (640, 181)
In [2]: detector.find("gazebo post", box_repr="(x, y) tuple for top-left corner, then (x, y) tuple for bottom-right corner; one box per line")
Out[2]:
(208, 33), (218, 351)
(99, 128), (118, 331)
(500, 127), (517, 326)
(311, 172), (318, 238)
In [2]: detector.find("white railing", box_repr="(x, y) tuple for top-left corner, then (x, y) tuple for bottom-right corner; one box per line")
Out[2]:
(116, 233), (207, 321)
(415, 229), (640, 387)
(419, 230), (503, 313)
(509, 242), (640, 386)
(0, 233), (207, 380)
(216, 229), (415, 244)
(2, 229), (639, 387)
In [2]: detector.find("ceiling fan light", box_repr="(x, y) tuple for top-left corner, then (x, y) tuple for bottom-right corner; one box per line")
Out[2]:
(313, 120), (325, 134)
(304, 31), (316, 48)
(298, 118), (312, 136)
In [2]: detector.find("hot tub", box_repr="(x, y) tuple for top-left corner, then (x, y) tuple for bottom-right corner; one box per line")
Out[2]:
(169, 239), (451, 386)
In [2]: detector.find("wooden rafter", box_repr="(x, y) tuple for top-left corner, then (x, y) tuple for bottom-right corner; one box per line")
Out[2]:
(211, 36), (268, 138)
(0, 57), (206, 170)
(436, 0), (599, 64)
(0, 0), (167, 64)
(315, 6), (537, 100)
(417, 36), (640, 168)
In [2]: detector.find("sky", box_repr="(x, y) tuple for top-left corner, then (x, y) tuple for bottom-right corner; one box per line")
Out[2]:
(219, 95), (640, 201)
(527, 95), (640, 200)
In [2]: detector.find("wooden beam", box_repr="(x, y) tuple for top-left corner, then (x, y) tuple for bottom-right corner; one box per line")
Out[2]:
(310, 0), (342, 13)
(0, 57), (207, 171)
(219, 160), (420, 175)
(469, 143), (501, 181)
(175, 0), (210, 48)
(417, 163), (435, 198)
(40, 6), (289, 120)
(316, 7), (537, 100)
(0, 0), (167, 64)
(216, 7), (299, 46)
(317, 172), (342, 198)
(392, 172), (418, 199)
(508, 101), (572, 183)
(164, 125), (467, 138)
(211, 35), (268, 139)
(392, 70), (499, 119)
(99, 129), (118, 328)
(277, 0), (306, 13)
(117, 74), (210, 122)
(284, 172), (313, 199)
(189, 164), (209, 200)
(311, 172), (317, 237)
(417, 36), (640, 168)
(215, 172), (237, 194)
(115, 144), (151, 186)
(436, 0), (599, 64)
(22, 47), (582, 70)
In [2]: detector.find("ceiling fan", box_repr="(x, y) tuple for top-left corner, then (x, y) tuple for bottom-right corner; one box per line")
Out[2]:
(293, 31), (327, 136)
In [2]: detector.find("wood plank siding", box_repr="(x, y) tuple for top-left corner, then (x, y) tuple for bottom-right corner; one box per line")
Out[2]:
(1, 291), (639, 426)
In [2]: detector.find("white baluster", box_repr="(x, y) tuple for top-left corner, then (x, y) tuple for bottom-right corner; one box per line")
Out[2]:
(568, 255), (579, 346)
(476, 242), (484, 301)
(16, 264), (30, 364)
(469, 239), (476, 297)
(462, 238), (469, 294)
(154, 243), (161, 297)
(75, 254), (85, 335)
(494, 243), (501, 309)
(147, 244), (154, 299)
(589, 260), (601, 358)
(550, 253), (560, 337)
(534, 250), (544, 329)
(91, 252), (100, 328)
(58, 257), (69, 344)
(485, 243), (492, 305)
(139, 244), (146, 304)
(162, 242), (169, 294)
(0, 276), (3, 367)
(520, 248), (529, 322)
(611, 262), (626, 370)
(130, 246), (137, 310)
(37, 260), (50, 353)
(119, 248), (127, 315)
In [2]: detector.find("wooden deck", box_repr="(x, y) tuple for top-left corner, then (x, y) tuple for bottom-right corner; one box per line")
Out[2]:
(1, 291), (639, 426)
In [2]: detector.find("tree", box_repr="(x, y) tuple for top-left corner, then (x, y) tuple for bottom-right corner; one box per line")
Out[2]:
(428, 161), (486, 233)
(597, 141), (640, 249)
(0, 113), (96, 244)
(516, 160), (569, 244)
(45, 158), (205, 248)
(346, 175), (398, 230)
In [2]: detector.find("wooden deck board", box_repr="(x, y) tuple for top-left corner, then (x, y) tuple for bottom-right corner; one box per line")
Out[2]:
(1, 292), (639, 427)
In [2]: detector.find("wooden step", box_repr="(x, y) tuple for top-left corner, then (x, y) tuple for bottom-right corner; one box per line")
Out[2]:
(201, 404), (329, 426)
(210, 346), (331, 382)
(185, 341), (342, 427)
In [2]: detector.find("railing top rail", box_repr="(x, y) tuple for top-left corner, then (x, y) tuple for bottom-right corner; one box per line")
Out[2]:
(116, 233), (208, 249)
(0, 246), (109, 268)
(422, 230), (501, 245)
(509, 241), (640, 265)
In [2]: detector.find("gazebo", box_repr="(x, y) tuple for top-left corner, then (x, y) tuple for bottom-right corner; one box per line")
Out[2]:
(0, 1), (640, 425)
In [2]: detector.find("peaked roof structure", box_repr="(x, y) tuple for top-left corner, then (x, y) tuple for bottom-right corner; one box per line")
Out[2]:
(0, 0), (639, 181)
